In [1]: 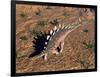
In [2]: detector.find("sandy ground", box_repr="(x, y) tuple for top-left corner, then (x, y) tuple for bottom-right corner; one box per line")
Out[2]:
(16, 4), (96, 73)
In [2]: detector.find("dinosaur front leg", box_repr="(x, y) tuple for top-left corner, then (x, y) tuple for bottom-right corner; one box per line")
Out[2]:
(59, 41), (64, 53)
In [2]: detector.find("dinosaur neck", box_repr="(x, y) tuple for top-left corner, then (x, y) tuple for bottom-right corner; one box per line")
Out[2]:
(65, 24), (81, 38)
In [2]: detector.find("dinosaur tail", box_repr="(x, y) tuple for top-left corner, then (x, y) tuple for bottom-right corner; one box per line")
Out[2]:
(30, 50), (47, 61)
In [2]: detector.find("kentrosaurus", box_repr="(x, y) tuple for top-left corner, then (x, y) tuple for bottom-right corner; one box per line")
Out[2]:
(31, 22), (83, 61)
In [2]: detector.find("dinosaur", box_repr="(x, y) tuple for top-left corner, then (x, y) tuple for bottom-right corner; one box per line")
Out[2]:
(30, 21), (83, 61)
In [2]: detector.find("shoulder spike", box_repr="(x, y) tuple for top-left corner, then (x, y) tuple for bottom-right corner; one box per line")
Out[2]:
(49, 37), (52, 40)
(54, 26), (57, 31)
(44, 47), (47, 50)
(45, 42), (47, 45)
(68, 26), (72, 29)
(65, 26), (68, 29)
(59, 24), (61, 28)
(47, 35), (50, 40)
(56, 28), (59, 32)
(62, 24), (65, 29)
(52, 32), (55, 35)
(50, 30), (53, 35)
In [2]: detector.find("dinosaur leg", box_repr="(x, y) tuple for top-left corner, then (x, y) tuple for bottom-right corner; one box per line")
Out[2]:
(54, 50), (59, 55)
(51, 49), (59, 55)
(43, 53), (48, 61)
(59, 41), (64, 53)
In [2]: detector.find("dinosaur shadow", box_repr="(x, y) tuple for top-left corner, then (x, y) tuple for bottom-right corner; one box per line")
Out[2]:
(29, 32), (49, 58)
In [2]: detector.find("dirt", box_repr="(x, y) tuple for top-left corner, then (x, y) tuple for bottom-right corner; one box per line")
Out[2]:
(16, 4), (96, 73)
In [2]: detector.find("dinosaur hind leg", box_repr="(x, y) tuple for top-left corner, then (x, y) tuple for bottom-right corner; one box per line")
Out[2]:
(42, 53), (48, 61)
(51, 49), (59, 55)
(55, 41), (64, 54)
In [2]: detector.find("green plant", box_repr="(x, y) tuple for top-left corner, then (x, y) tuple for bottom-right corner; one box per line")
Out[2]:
(20, 36), (27, 41)
(19, 12), (27, 18)
(16, 51), (26, 58)
(46, 6), (52, 9)
(82, 29), (89, 32)
(37, 20), (48, 27)
(30, 30), (42, 37)
(79, 59), (93, 69)
(76, 54), (93, 69)
(83, 40), (94, 49)
(35, 11), (41, 16)
(16, 51), (21, 58)
(35, 8), (42, 16)
(63, 11), (68, 17)
(49, 19), (59, 25)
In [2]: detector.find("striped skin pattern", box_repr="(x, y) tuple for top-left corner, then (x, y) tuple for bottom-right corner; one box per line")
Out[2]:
(31, 23), (82, 61)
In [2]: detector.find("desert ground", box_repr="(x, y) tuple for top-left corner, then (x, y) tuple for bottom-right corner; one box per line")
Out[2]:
(16, 4), (96, 73)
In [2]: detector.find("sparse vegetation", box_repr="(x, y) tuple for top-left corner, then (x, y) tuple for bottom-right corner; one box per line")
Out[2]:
(49, 19), (60, 25)
(37, 20), (48, 27)
(19, 12), (27, 18)
(76, 54), (93, 69)
(30, 30), (42, 37)
(35, 11), (42, 16)
(79, 59), (93, 69)
(20, 36), (27, 41)
(16, 51), (26, 58)
(63, 11), (68, 16)
(35, 8), (42, 16)
(83, 40), (94, 49)
(46, 6), (52, 9)
(82, 29), (89, 32)
(16, 51), (21, 58)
